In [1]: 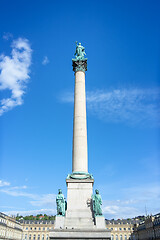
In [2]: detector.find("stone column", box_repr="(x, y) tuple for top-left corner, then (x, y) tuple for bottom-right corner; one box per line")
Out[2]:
(72, 68), (88, 173)
(50, 43), (111, 238)
(63, 59), (94, 230)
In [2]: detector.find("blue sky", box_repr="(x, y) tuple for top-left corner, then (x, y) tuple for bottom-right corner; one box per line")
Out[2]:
(0, 0), (160, 219)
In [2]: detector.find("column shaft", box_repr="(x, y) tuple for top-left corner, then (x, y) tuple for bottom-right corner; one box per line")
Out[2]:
(72, 71), (88, 173)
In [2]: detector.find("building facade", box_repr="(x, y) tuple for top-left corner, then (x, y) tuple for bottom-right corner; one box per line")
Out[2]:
(0, 212), (22, 240)
(106, 219), (139, 240)
(1, 212), (160, 240)
(20, 220), (54, 240)
(131, 214), (160, 240)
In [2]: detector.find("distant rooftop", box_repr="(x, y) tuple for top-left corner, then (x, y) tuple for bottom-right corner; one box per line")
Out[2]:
(19, 220), (54, 224)
(105, 219), (140, 225)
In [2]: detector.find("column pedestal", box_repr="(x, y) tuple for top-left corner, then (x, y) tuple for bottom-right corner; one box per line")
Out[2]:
(64, 178), (94, 229)
(51, 179), (111, 239)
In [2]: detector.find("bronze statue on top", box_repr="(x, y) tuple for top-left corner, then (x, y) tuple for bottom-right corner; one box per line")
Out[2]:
(72, 42), (87, 72)
(74, 41), (87, 61)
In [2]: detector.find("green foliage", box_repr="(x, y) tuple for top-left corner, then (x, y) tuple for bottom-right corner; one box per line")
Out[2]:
(16, 214), (23, 221)
(23, 215), (34, 220)
(17, 214), (56, 221)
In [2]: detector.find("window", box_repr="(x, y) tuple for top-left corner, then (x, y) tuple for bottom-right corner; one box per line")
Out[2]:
(111, 236), (114, 240)
(43, 227), (45, 230)
(120, 235), (123, 240)
(47, 227), (49, 230)
(30, 228), (32, 230)
(29, 235), (31, 240)
(46, 235), (49, 240)
(33, 235), (36, 240)
(132, 228), (134, 230)
(39, 227), (41, 230)
(124, 228), (126, 230)
(42, 235), (44, 240)
(26, 227), (28, 230)
(116, 235), (118, 240)
(38, 235), (40, 240)
(115, 227), (117, 231)
(25, 234), (27, 240)
(119, 228), (122, 230)
(111, 228), (113, 230)
(34, 227), (36, 230)
(128, 228), (130, 230)
(124, 235), (127, 240)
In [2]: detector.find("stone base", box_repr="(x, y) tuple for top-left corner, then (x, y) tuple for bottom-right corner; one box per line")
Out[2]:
(54, 216), (65, 229)
(95, 216), (106, 229)
(49, 229), (111, 239)
(64, 178), (95, 229)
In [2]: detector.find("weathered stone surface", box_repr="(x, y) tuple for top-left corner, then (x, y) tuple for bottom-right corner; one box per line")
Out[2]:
(49, 229), (111, 239)
(54, 216), (65, 229)
(64, 179), (94, 229)
(95, 216), (106, 229)
(72, 70), (88, 173)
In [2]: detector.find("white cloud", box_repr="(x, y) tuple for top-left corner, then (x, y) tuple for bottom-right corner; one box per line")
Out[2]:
(61, 91), (74, 103)
(0, 37), (32, 116)
(3, 32), (13, 40)
(1, 186), (57, 217)
(122, 184), (160, 203)
(103, 205), (139, 219)
(1, 181), (159, 219)
(0, 206), (15, 209)
(42, 56), (49, 65)
(102, 183), (160, 219)
(1, 188), (37, 199)
(0, 180), (10, 187)
(60, 88), (160, 126)
(0, 187), (56, 208)
(10, 185), (27, 190)
(30, 194), (56, 207)
(3, 208), (56, 217)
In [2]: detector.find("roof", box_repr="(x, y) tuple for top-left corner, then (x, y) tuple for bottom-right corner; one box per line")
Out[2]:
(105, 219), (140, 225)
(19, 220), (54, 224)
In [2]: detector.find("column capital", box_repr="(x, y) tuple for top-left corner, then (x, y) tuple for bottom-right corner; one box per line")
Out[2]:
(72, 59), (87, 73)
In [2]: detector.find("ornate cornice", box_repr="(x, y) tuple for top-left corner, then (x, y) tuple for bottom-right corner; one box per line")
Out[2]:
(72, 59), (87, 73)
